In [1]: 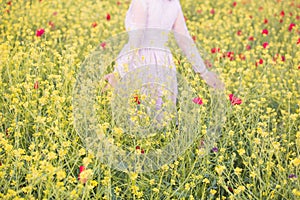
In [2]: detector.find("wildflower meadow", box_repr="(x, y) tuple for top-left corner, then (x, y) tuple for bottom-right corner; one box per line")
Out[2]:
(0, 0), (300, 199)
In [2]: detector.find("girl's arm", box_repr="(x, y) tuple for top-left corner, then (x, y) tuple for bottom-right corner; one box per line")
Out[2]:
(172, 1), (209, 77)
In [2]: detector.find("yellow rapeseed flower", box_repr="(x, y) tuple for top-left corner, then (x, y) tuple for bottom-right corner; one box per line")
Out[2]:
(234, 167), (243, 176)
(291, 158), (300, 167)
(215, 165), (226, 176)
(56, 169), (66, 180)
(210, 189), (217, 195)
(202, 178), (210, 184)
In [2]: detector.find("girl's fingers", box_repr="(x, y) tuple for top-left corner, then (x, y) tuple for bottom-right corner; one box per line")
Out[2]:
(101, 73), (114, 93)
(101, 83), (109, 93)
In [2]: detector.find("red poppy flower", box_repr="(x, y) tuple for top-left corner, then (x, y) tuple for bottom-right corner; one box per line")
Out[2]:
(239, 53), (246, 60)
(297, 38), (300, 45)
(229, 94), (242, 105)
(233, 2), (237, 7)
(34, 81), (39, 89)
(288, 23), (296, 31)
(226, 51), (234, 61)
(298, 66), (300, 70)
(237, 30), (242, 36)
(227, 52), (233, 57)
(134, 95), (141, 104)
(100, 42), (106, 49)
(53, 11), (58, 16)
(296, 15), (300, 20)
(248, 36), (254, 41)
(273, 53), (279, 62)
(48, 21), (55, 29)
(211, 47), (220, 54)
(262, 29), (268, 35)
(210, 9), (215, 14)
(92, 22), (97, 28)
(246, 45), (251, 50)
(106, 13), (111, 21)
(264, 19), (268, 24)
(255, 59), (264, 66)
(262, 42), (268, 48)
(279, 19), (283, 23)
(48, 21), (54, 27)
(280, 10), (285, 17)
(281, 55), (285, 62)
(193, 97), (203, 105)
(7, 1), (12, 6)
(79, 166), (85, 173)
(197, 9), (202, 14)
(136, 146), (144, 154)
(192, 35), (196, 42)
(117, 1), (121, 6)
(36, 28), (45, 37)
(78, 166), (87, 184)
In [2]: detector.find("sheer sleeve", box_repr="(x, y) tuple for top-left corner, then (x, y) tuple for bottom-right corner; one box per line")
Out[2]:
(172, 1), (208, 75)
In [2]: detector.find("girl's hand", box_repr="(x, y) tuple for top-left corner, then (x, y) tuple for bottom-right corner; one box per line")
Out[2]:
(204, 59), (212, 68)
(102, 73), (119, 92)
(200, 70), (225, 90)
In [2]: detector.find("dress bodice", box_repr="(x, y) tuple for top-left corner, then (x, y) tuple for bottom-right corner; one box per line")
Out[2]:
(125, 0), (180, 49)
(117, 0), (208, 76)
(125, 0), (180, 31)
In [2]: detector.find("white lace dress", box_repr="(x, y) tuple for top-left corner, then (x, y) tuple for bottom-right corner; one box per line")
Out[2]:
(113, 0), (207, 123)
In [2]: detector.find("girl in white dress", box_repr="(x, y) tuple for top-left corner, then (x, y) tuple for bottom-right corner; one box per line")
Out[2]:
(104, 0), (225, 126)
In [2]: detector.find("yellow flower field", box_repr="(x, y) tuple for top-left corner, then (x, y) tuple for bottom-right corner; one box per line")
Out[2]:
(1, 0), (300, 199)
